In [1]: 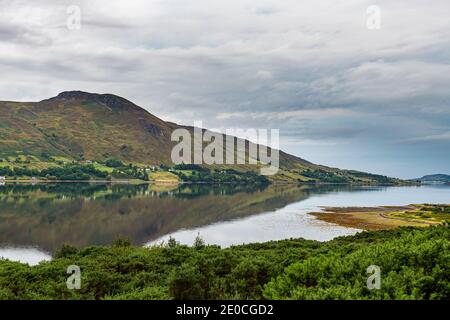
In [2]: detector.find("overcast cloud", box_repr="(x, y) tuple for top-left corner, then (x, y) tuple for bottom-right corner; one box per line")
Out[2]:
(0, 0), (449, 178)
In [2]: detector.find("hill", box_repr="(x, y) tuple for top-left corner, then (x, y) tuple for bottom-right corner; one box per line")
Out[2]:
(0, 91), (402, 184)
(415, 174), (450, 184)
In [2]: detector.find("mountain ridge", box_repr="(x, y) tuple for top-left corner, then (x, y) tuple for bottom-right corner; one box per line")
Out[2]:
(0, 91), (403, 184)
(415, 174), (450, 183)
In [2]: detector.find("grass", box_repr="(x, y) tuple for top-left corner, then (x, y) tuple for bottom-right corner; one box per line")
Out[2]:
(149, 171), (179, 182)
(93, 163), (114, 173)
(388, 204), (450, 224)
(0, 160), (58, 172)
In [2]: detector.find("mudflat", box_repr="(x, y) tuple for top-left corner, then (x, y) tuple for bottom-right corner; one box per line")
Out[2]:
(310, 204), (447, 231)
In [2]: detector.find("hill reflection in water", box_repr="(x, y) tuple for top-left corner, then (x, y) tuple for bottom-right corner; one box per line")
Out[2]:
(0, 183), (359, 252)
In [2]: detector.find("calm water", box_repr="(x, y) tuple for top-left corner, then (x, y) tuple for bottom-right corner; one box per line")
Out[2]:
(0, 183), (448, 265)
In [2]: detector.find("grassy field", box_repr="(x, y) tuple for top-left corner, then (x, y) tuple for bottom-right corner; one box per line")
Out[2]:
(388, 204), (450, 224)
(148, 171), (179, 182)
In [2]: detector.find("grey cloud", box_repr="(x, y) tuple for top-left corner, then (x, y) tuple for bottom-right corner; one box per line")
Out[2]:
(0, 0), (449, 177)
(399, 131), (450, 144)
(0, 22), (52, 46)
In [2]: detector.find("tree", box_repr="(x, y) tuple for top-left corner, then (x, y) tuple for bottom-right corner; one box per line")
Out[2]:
(193, 233), (205, 249)
(168, 236), (178, 248)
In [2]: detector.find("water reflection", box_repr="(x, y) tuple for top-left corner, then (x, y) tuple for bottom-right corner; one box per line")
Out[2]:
(1, 183), (448, 261)
(149, 184), (450, 247)
(0, 247), (51, 266)
(0, 183), (358, 253)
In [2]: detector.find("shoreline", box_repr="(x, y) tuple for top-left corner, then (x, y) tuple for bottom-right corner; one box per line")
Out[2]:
(0, 179), (419, 186)
(309, 204), (446, 231)
(0, 179), (178, 185)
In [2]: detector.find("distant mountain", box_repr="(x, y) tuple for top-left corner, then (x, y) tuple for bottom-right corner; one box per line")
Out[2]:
(416, 174), (450, 184)
(0, 91), (403, 184)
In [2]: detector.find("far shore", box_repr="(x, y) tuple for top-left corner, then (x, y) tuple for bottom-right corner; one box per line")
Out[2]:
(0, 179), (179, 185)
(0, 178), (420, 186)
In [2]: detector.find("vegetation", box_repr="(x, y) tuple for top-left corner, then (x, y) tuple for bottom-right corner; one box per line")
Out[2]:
(0, 156), (269, 183)
(173, 167), (270, 185)
(298, 169), (396, 184)
(105, 159), (125, 168)
(301, 169), (348, 183)
(343, 170), (394, 184)
(0, 159), (151, 181)
(387, 204), (450, 224)
(0, 158), (273, 184)
(0, 163), (108, 181)
(310, 204), (450, 231)
(264, 226), (449, 299)
(40, 165), (109, 180)
(0, 226), (447, 300)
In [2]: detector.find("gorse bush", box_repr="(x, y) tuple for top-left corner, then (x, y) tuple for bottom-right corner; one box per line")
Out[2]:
(263, 227), (449, 300)
(0, 226), (447, 300)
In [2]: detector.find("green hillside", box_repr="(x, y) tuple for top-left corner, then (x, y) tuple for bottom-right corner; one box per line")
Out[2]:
(0, 91), (402, 184)
(0, 91), (177, 165)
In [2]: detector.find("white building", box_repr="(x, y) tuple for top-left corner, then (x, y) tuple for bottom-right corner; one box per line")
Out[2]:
(0, 176), (5, 182)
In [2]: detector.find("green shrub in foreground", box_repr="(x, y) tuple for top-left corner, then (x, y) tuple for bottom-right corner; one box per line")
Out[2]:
(263, 227), (449, 300)
(0, 226), (448, 300)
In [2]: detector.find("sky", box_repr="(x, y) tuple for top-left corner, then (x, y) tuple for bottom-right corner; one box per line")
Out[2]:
(0, 0), (449, 179)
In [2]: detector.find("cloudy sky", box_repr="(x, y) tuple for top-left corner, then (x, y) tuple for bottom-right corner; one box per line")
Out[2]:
(1, 0), (449, 178)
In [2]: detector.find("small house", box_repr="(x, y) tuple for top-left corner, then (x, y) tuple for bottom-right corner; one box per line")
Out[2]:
(0, 176), (5, 182)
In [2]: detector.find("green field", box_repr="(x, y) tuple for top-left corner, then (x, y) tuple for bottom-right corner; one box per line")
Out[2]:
(388, 204), (450, 224)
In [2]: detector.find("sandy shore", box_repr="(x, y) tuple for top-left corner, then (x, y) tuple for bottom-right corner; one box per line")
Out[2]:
(310, 205), (441, 231)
